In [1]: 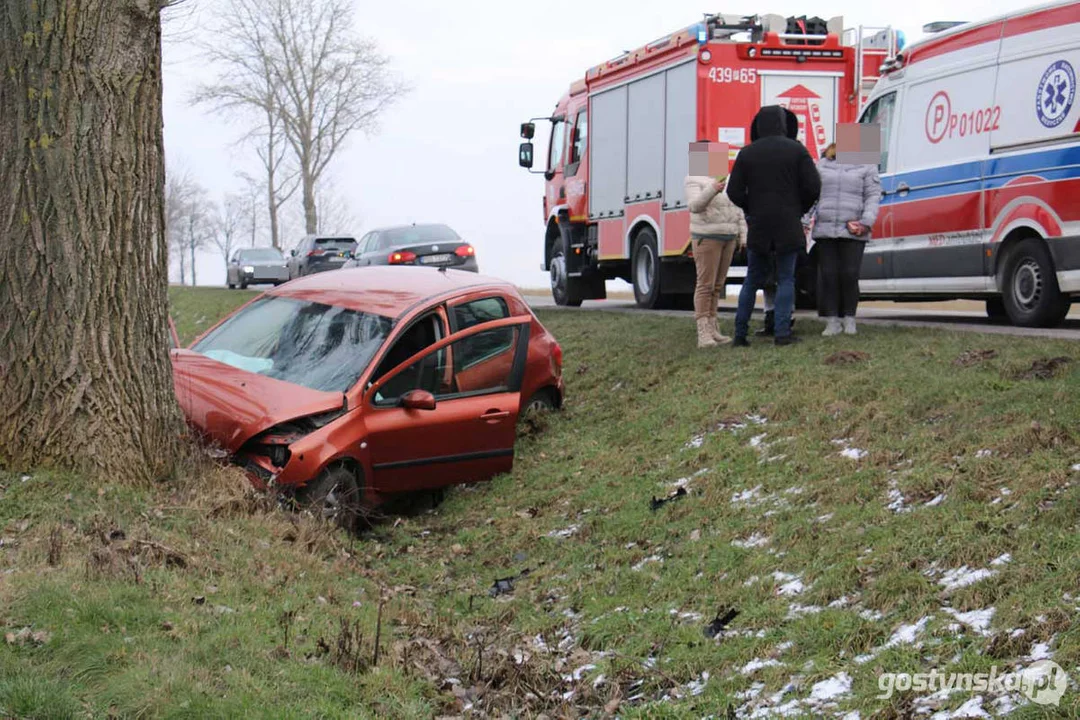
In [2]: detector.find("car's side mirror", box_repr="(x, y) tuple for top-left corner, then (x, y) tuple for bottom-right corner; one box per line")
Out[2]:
(290, 249), (297, 257)
(519, 142), (534, 169)
(520, 122), (535, 139)
(401, 389), (436, 411)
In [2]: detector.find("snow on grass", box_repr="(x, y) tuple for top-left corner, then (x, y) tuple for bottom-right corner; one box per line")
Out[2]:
(749, 433), (768, 448)
(740, 658), (783, 675)
(989, 553), (1011, 566)
(731, 485), (765, 506)
(786, 604), (823, 619)
(1029, 640), (1054, 661)
(929, 695), (989, 719)
(939, 566), (997, 593)
(809, 672), (852, 701)
(732, 532), (770, 549)
(886, 479), (910, 513)
(772, 571), (806, 596)
(943, 607), (995, 636)
(547, 525), (579, 539)
(815, 512), (835, 523)
(631, 555), (663, 571)
(841, 447), (868, 460)
(924, 493), (948, 507)
(884, 616), (932, 649)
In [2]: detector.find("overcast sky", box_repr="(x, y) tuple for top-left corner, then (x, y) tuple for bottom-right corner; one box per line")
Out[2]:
(162, 0), (1025, 290)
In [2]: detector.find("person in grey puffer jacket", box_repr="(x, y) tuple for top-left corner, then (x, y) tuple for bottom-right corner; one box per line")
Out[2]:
(808, 143), (881, 336)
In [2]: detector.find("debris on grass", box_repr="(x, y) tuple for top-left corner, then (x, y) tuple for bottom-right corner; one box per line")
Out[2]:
(740, 658), (783, 675)
(632, 555), (663, 572)
(1007, 356), (1072, 380)
(731, 532), (770, 549)
(489, 568), (531, 597)
(4, 627), (51, 647)
(924, 493), (948, 507)
(824, 350), (870, 365)
(833, 438), (868, 460)
(703, 608), (739, 638)
(650, 486), (687, 511)
(547, 525), (579, 539)
(953, 349), (997, 367)
(772, 572), (806, 596)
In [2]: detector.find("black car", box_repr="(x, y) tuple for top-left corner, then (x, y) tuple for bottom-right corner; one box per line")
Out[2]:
(344, 223), (478, 272)
(287, 235), (357, 279)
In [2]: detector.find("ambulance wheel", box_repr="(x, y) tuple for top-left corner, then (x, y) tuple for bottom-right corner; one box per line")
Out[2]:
(550, 248), (583, 307)
(632, 228), (665, 309)
(1001, 239), (1070, 327)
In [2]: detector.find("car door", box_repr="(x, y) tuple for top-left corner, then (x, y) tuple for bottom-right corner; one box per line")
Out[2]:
(362, 315), (531, 493)
(857, 91), (900, 292)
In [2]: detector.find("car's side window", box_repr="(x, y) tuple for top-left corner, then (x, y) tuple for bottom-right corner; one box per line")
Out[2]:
(451, 297), (513, 369)
(373, 324), (525, 406)
(357, 233), (373, 254)
(859, 92), (897, 174)
(370, 313), (447, 404)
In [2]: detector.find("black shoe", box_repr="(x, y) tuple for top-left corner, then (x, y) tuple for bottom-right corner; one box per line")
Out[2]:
(733, 336), (750, 347)
(755, 311), (775, 337)
(775, 335), (802, 346)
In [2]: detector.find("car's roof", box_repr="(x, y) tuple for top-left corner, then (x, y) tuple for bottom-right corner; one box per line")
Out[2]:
(270, 266), (516, 319)
(369, 222), (456, 234)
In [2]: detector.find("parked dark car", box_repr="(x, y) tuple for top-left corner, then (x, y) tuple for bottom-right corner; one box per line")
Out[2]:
(345, 223), (478, 272)
(287, 235), (357, 279)
(227, 247), (289, 289)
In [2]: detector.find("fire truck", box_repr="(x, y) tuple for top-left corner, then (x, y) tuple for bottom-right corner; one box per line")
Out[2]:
(518, 13), (902, 308)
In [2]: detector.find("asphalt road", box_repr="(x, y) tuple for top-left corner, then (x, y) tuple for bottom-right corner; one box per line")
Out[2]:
(522, 294), (1080, 341)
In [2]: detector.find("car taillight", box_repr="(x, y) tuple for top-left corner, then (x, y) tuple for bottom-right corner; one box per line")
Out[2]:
(455, 244), (475, 257)
(389, 250), (417, 264)
(307, 249), (324, 257)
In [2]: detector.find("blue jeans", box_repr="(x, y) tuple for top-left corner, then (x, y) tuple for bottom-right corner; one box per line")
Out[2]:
(736, 249), (798, 339)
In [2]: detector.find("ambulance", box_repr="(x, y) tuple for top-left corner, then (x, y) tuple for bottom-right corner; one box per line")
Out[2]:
(518, 13), (901, 308)
(856, 0), (1080, 327)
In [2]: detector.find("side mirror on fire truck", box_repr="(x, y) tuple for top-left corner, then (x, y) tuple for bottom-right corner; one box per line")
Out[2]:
(519, 142), (534, 169)
(520, 122), (535, 139)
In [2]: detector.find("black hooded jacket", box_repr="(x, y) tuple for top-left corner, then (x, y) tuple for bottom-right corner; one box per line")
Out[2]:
(726, 105), (821, 254)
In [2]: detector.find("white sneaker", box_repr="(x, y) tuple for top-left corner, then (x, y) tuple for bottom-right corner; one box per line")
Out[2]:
(842, 317), (857, 335)
(822, 317), (842, 336)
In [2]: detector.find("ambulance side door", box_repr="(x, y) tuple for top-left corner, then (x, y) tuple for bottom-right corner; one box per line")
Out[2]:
(858, 90), (901, 289)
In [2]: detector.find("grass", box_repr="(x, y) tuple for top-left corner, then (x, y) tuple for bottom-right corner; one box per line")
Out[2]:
(3, 287), (1080, 717)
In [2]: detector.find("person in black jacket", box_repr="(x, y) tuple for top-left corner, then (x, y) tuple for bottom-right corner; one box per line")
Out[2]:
(726, 105), (821, 346)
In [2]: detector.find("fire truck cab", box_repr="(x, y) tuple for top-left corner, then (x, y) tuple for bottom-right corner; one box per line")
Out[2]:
(519, 13), (901, 309)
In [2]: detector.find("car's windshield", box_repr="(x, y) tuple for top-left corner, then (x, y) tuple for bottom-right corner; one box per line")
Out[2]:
(190, 296), (392, 393)
(382, 225), (460, 246)
(242, 249), (283, 262)
(314, 237), (356, 251)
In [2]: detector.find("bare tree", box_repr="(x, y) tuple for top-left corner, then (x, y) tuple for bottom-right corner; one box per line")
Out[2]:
(191, 0), (301, 249)
(165, 166), (197, 284)
(314, 177), (360, 236)
(210, 193), (246, 274)
(180, 183), (213, 286)
(0, 0), (185, 479)
(236, 171), (264, 248)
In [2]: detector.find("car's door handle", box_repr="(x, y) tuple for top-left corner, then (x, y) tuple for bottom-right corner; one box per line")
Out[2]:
(896, 182), (910, 195)
(481, 410), (510, 422)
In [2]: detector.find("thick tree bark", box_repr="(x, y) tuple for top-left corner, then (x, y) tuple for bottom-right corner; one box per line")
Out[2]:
(302, 168), (318, 235)
(0, 0), (185, 480)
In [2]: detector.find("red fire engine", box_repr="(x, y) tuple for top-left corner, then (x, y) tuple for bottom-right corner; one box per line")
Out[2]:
(518, 13), (902, 308)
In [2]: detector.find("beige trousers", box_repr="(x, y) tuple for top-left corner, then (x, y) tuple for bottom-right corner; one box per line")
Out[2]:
(692, 236), (736, 320)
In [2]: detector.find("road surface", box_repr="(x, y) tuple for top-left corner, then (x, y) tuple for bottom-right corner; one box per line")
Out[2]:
(522, 293), (1080, 341)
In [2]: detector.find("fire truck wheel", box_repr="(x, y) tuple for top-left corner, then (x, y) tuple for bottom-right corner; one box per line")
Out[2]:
(1001, 238), (1070, 328)
(549, 248), (583, 307)
(631, 228), (664, 309)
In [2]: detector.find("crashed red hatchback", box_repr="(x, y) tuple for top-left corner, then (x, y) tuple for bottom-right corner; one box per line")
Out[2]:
(170, 266), (563, 526)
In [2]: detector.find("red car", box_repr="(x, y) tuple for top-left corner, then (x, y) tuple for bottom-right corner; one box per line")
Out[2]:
(170, 266), (564, 527)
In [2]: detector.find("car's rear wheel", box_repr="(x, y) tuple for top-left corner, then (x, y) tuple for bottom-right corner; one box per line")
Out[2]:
(1001, 239), (1070, 327)
(296, 465), (363, 532)
(523, 389), (558, 416)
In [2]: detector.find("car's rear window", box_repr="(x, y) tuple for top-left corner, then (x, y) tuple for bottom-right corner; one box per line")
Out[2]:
(381, 225), (460, 246)
(242, 249), (284, 262)
(191, 296), (391, 393)
(314, 237), (356, 250)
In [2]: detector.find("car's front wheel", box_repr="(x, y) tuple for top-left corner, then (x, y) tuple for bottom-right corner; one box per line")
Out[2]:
(295, 465), (364, 532)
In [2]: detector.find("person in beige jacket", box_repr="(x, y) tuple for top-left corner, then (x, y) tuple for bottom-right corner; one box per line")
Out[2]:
(685, 141), (748, 347)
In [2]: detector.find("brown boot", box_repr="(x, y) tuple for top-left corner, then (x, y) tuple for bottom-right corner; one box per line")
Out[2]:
(697, 317), (718, 348)
(711, 315), (732, 344)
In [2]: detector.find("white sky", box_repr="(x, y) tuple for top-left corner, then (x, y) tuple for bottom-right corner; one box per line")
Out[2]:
(162, 0), (1022, 289)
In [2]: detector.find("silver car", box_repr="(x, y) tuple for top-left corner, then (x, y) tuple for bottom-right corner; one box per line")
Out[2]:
(227, 248), (289, 289)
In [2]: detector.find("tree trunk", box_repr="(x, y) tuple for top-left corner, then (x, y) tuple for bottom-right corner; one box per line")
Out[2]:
(267, 185), (281, 250)
(302, 171), (318, 235)
(0, 0), (185, 481)
(177, 245), (187, 285)
(189, 243), (197, 286)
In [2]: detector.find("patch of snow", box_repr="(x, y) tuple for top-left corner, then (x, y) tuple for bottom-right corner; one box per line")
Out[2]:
(547, 525), (579, 539)
(1071, 463), (1080, 472)
(736, 682), (765, 701)
(631, 555), (663, 571)
(1029, 641), (1053, 661)
(859, 608), (884, 622)
(828, 596), (852, 608)
(841, 447), (868, 460)
(750, 433), (768, 448)
(773, 571), (806, 596)
(732, 533), (770, 549)
(786, 604), (823, 619)
(975, 449), (993, 458)
(684, 435), (705, 450)
(732, 485), (765, 505)
(1009, 628), (1026, 639)
(943, 607), (995, 636)
(989, 553), (1011, 566)
(747, 414), (768, 425)
(842, 713), (861, 720)
(853, 653), (877, 665)
(810, 672), (852, 701)
(930, 696), (989, 718)
(776, 641), (795, 653)
(884, 616), (932, 648)
(816, 512), (835, 523)
(925, 493), (948, 507)
(686, 671), (710, 696)
(741, 658), (783, 675)
(939, 566), (997, 592)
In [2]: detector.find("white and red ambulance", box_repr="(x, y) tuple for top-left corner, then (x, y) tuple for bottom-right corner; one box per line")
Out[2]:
(518, 14), (899, 308)
(857, 0), (1080, 327)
